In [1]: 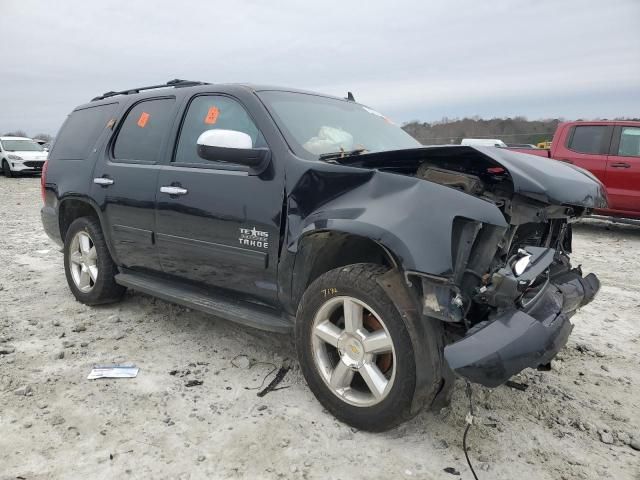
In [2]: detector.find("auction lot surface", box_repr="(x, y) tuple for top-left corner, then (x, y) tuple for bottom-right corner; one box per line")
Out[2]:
(1, 176), (638, 480)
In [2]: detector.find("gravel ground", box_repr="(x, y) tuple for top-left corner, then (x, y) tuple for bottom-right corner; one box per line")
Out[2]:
(1, 176), (639, 480)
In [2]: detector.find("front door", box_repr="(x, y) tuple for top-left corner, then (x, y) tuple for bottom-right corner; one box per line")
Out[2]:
(155, 94), (283, 305)
(558, 124), (612, 184)
(91, 96), (177, 272)
(605, 125), (640, 213)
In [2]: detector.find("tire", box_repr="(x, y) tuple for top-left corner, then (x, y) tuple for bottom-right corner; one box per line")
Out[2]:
(63, 216), (125, 305)
(2, 160), (14, 178)
(296, 263), (430, 431)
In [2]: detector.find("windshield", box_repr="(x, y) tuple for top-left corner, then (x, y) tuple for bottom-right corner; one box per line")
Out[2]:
(257, 91), (420, 159)
(1, 139), (44, 152)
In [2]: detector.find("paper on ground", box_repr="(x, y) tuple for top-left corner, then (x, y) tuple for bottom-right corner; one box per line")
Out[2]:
(87, 365), (139, 380)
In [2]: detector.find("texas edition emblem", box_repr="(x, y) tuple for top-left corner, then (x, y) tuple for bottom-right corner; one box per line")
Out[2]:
(239, 227), (269, 249)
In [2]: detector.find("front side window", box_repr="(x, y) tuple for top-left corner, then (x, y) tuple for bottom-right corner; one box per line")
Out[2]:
(1, 139), (44, 152)
(257, 90), (420, 159)
(617, 127), (640, 157)
(174, 95), (265, 165)
(567, 125), (608, 154)
(113, 98), (175, 162)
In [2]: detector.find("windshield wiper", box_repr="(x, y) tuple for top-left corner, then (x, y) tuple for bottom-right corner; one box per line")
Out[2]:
(318, 148), (368, 163)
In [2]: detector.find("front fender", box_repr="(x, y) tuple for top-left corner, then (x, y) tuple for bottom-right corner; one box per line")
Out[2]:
(288, 168), (507, 277)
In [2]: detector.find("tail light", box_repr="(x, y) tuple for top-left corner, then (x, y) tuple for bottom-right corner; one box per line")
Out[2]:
(41, 160), (48, 203)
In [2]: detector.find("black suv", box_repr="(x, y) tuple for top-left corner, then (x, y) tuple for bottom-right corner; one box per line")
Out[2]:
(42, 79), (604, 431)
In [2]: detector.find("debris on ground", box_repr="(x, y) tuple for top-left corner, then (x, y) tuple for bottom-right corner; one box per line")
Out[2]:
(185, 379), (204, 387)
(13, 385), (33, 396)
(257, 366), (290, 397)
(231, 354), (251, 369)
(87, 365), (139, 380)
(0, 345), (16, 355)
(599, 430), (614, 444)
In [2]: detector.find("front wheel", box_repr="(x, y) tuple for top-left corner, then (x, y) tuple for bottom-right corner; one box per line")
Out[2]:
(2, 160), (14, 177)
(296, 263), (429, 431)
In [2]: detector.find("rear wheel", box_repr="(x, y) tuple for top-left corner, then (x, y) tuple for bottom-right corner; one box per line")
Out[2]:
(296, 263), (427, 431)
(63, 217), (125, 305)
(2, 160), (13, 177)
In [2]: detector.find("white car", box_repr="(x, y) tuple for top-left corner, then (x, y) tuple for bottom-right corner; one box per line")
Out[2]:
(0, 136), (48, 177)
(460, 138), (508, 147)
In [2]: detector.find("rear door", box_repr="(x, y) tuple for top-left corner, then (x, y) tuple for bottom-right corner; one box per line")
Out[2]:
(91, 96), (176, 272)
(605, 125), (640, 213)
(154, 93), (283, 305)
(554, 124), (612, 184)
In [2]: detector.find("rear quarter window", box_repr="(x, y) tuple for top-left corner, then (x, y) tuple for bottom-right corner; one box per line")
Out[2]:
(49, 103), (119, 161)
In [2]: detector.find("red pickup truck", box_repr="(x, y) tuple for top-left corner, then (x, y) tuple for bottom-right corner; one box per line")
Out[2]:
(509, 121), (640, 219)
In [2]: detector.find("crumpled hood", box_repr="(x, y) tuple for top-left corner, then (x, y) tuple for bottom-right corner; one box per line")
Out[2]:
(334, 145), (608, 209)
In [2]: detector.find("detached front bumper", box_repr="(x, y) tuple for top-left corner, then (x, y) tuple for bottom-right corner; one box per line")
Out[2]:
(444, 268), (600, 387)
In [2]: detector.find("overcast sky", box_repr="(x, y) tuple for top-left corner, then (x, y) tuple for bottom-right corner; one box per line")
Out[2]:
(2, 0), (639, 135)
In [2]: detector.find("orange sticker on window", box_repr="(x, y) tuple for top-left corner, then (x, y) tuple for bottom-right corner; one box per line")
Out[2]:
(204, 106), (219, 125)
(137, 112), (150, 128)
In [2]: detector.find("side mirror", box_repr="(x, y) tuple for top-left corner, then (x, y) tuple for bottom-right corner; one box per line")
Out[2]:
(196, 129), (270, 174)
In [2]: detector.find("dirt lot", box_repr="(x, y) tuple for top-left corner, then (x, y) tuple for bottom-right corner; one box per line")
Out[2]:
(0, 176), (638, 480)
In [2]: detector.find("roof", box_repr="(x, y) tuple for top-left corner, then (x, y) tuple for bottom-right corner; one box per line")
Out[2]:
(559, 120), (640, 126)
(90, 79), (209, 101)
(85, 79), (351, 107)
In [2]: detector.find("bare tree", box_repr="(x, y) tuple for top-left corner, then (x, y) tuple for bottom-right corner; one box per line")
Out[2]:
(3, 130), (28, 137)
(33, 133), (53, 142)
(402, 117), (560, 146)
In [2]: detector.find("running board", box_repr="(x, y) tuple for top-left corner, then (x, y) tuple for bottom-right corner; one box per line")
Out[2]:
(115, 271), (293, 334)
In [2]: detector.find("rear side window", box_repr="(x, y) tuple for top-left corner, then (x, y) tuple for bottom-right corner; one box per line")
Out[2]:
(113, 98), (175, 162)
(567, 125), (608, 154)
(49, 103), (118, 160)
(617, 127), (640, 157)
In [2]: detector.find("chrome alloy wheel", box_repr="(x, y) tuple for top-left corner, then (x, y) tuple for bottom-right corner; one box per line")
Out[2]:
(311, 296), (396, 407)
(68, 231), (98, 293)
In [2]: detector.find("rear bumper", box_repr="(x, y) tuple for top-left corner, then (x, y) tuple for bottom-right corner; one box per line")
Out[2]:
(41, 206), (63, 247)
(444, 270), (600, 387)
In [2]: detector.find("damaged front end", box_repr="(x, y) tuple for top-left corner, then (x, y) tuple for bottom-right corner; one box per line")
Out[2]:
(335, 145), (605, 388)
(441, 243), (600, 387)
(415, 148), (603, 387)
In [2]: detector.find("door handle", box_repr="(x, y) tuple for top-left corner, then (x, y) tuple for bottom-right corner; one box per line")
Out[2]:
(160, 186), (188, 195)
(611, 162), (631, 168)
(557, 158), (574, 164)
(93, 177), (114, 186)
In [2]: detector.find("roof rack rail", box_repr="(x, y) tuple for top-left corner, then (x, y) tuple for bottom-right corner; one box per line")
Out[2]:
(90, 79), (210, 102)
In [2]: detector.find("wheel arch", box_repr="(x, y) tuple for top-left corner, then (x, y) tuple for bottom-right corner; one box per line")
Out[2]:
(58, 196), (119, 264)
(289, 230), (398, 313)
(2, 158), (14, 176)
(287, 228), (451, 415)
